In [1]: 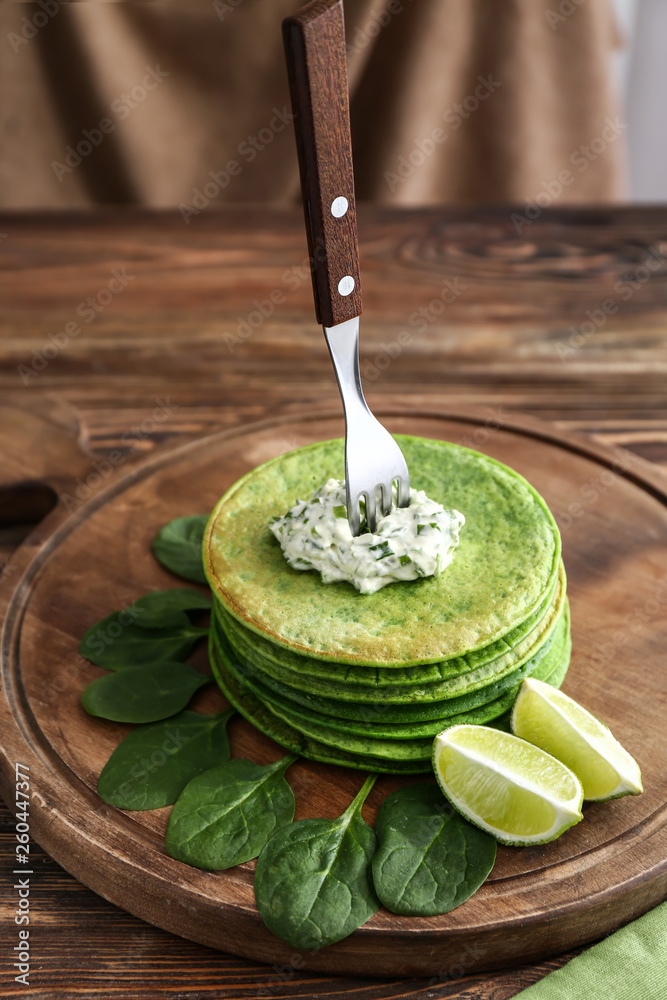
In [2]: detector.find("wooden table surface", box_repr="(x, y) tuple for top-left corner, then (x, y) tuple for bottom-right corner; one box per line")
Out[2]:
(0, 205), (666, 999)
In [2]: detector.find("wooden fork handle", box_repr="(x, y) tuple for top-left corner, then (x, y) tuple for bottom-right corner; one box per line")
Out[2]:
(283, 0), (363, 328)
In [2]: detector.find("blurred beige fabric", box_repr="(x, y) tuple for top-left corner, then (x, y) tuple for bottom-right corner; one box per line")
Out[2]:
(0, 0), (626, 209)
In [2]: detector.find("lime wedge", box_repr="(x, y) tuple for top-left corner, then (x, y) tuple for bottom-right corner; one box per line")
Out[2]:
(511, 678), (642, 801)
(432, 724), (583, 846)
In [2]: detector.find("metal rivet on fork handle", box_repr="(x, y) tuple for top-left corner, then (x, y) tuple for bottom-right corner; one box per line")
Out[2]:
(331, 196), (348, 217)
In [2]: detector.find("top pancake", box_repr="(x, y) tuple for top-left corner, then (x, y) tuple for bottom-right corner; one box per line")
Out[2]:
(204, 436), (561, 667)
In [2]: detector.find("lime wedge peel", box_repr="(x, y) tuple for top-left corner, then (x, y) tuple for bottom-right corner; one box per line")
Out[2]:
(432, 724), (584, 847)
(511, 678), (643, 801)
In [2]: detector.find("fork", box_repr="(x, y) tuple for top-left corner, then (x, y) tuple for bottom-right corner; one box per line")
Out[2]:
(283, 0), (410, 536)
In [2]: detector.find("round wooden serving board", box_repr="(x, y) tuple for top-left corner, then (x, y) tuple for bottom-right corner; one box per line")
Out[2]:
(1, 409), (666, 978)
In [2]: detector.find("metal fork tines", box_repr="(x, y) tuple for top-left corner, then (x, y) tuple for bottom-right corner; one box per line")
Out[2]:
(324, 317), (410, 536)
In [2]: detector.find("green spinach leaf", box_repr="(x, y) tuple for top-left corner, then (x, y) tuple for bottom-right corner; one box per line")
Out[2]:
(254, 774), (379, 949)
(81, 661), (211, 723)
(131, 588), (212, 629)
(166, 754), (297, 870)
(371, 783), (496, 917)
(152, 515), (209, 584)
(97, 708), (234, 810)
(80, 612), (208, 669)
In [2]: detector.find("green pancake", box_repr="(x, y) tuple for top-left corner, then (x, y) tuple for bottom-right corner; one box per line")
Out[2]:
(208, 634), (433, 774)
(210, 614), (571, 767)
(264, 704), (432, 762)
(212, 603), (570, 741)
(281, 625), (571, 741)
(212, 559), (561, 687)
(212, 564), (566, 708)
(278, 612), (570, 738)
(204, 436), (561, 667)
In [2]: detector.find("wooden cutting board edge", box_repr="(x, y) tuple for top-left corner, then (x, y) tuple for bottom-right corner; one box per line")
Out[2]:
(1, 404), (666, 977)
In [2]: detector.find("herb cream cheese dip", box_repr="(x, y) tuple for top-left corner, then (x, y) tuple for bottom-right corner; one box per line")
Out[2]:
(270, 479), (464, 594)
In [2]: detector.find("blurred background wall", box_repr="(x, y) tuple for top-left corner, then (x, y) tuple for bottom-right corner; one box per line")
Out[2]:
(613, 0), (667, 201)
(0, 0), (664, 210)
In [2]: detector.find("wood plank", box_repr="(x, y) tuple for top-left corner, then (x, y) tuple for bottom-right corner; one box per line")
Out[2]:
(1, 206), (666, 997)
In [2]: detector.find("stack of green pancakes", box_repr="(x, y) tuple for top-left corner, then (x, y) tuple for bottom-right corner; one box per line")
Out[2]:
(204, 436), (570, 775)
